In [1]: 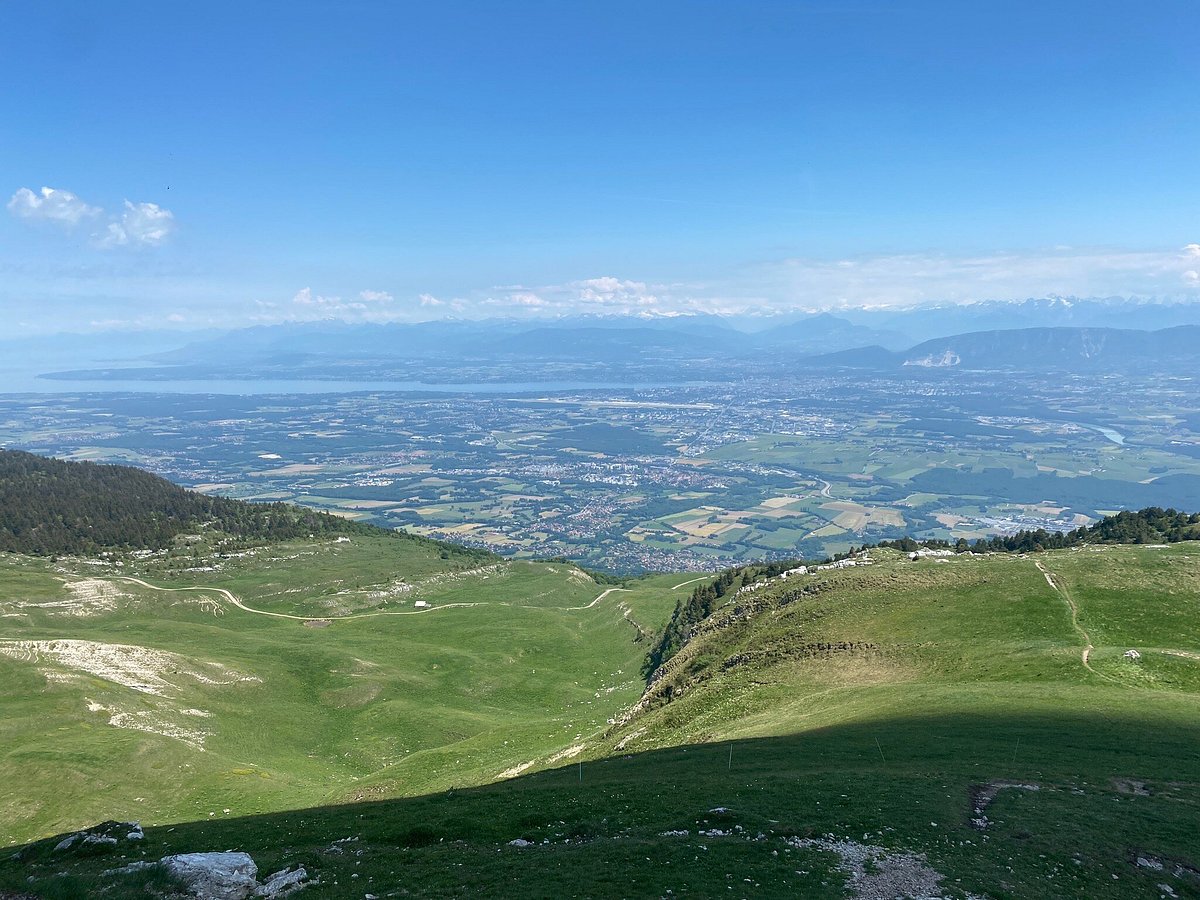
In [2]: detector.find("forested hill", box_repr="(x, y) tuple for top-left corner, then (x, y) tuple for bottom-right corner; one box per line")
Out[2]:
(0, 450), (483, 558)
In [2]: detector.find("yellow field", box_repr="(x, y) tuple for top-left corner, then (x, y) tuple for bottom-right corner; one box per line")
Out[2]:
(935, 512), (969, 526)
(442, 523), (484, 534)
(760, 496), (800, 509)
(820, 500), (905, 531)
(252, 463), (325, 476)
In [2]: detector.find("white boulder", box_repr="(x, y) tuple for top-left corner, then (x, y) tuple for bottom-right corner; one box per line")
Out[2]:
(161, 851), (259, 900)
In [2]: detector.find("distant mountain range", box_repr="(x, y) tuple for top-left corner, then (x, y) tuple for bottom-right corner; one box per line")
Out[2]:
(831, 296), (1200, 341)
(805, 325), (1200, 373)
(142, 312), (910, 365)
(25, 297), (1200, 383)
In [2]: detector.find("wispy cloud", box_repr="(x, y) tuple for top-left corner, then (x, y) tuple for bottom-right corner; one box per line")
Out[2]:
(288, 286), (403, 321)
(485, 277), (663, 314)
(7, 186), (175, 249)
(359, 289), (394, 303)
(5, 233), (1199, 334)
(758, 245), (1200, 310)
(469, 245), (1200, 318)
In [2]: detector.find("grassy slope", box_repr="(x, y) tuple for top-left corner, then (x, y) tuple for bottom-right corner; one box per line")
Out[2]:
(0, 536), (679, 846)
(2, 545), (1199, 898)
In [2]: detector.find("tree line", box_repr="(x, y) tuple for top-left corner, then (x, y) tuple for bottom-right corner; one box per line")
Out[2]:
(865, 507), (1200, 556)
(643, 558), (806, 677)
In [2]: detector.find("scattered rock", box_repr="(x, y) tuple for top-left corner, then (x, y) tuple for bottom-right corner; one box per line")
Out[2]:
(787, 836), (985, 900)
(1113, 778), (1151, 796)
(254, 865), (308, 897)
(52, 821), (143, 854)
(161, 851), (259, 900)
(101, 860), (158, 877)
(968, 781), (1039, 829)
(1132, 852), (1200, 882)
(1124, 649), (1141, 660)
(508, 839), (533, 847)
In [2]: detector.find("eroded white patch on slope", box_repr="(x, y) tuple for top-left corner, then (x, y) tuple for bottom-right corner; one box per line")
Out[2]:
(0, 639), (260, 697)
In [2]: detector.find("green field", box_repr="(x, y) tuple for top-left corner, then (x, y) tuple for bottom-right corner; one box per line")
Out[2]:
(2, 541), (1199, 897)
(0, 537), (682, 847)
(11, 384), (1200, 571)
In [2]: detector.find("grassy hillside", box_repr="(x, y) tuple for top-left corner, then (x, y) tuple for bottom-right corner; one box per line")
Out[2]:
(2, 542), (1198, 897)
(0, 534), (682, 846)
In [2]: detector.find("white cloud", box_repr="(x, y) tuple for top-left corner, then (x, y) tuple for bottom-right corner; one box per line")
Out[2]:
(286, 287), (445, 322)
(292, 287), (339, 307)
(359, 289), (394, 303)
(97, 201), (176, 247)
(7, 186), (102, 226)
(1184, 243), (1200, 259)
(506, 291), (549, 308)
(572, 277), (659, 308)
(8, 186), (176, 249)
(483, 278), (663, 314)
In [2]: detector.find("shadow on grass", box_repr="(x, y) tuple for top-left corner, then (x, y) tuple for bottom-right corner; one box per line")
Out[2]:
(5, 708), (1200, 898)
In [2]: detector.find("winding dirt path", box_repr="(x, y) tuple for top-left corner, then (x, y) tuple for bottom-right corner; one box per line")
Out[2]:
(115, 576), (627, 623)
(671, 576), (710, 591)
(116, 576), (488, 622)
(570, 587), (631, 610)
(1033, 560), (1111, 680)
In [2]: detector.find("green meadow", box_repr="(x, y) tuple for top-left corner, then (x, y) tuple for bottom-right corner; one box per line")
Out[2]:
(0, 537), (682, 846)
(1, 540), (1198, 898)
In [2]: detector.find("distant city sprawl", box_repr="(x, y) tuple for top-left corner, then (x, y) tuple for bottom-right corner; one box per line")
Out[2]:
(4, 367), (1197, 572)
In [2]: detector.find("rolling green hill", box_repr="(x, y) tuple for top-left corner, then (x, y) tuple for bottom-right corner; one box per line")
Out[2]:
(0, 535), (682, 845)
(2, 533), (1198, 897)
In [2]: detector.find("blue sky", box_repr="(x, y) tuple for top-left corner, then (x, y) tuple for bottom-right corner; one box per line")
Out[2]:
(3, 1), (1199, 332)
